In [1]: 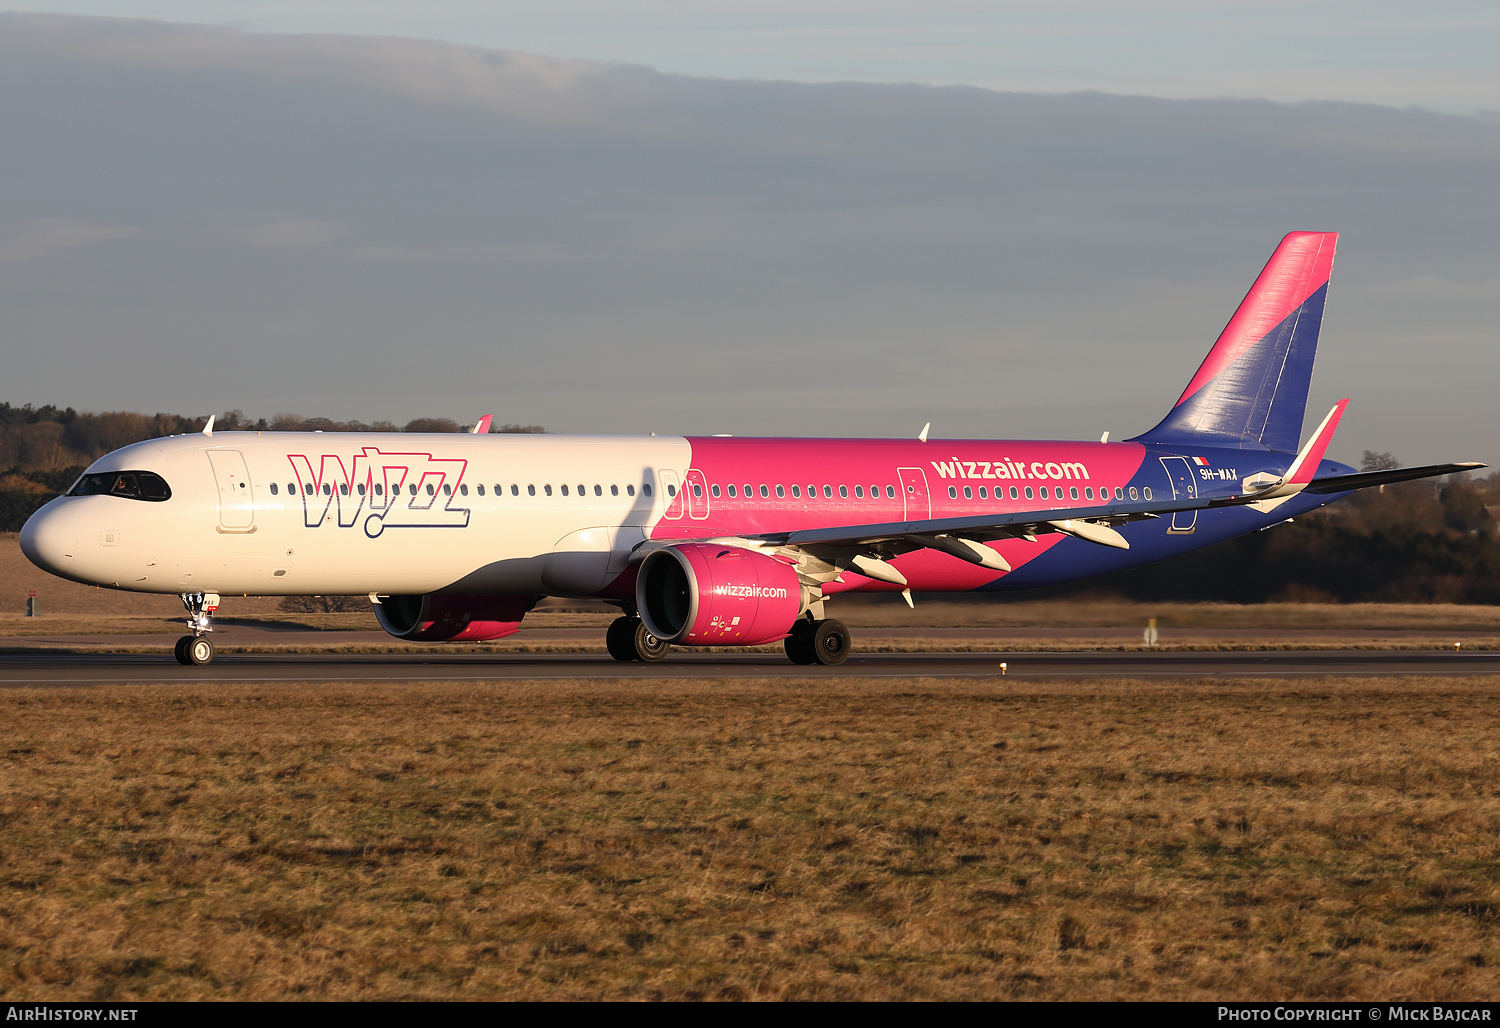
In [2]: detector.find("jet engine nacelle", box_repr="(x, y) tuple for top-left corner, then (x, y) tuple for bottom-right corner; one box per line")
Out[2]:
(637, 544), (803, 646)
(373, 593), (536, 642)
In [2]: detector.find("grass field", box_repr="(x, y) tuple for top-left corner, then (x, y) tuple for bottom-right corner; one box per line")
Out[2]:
(3, 675), (1499, 1000)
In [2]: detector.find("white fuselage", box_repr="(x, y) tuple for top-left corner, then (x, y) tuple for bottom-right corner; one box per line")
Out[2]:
(22, 432), (690, 597)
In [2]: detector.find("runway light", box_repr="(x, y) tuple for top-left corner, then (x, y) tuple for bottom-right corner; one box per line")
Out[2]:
(1000, 662), (1007, 676)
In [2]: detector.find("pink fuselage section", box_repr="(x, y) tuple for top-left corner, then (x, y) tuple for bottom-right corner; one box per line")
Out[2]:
(648, 437), (1147, 593)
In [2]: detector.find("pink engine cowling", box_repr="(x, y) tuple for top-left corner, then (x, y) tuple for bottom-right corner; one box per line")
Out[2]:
(373, 593), (537, 641)
(637, 544), (803, 646)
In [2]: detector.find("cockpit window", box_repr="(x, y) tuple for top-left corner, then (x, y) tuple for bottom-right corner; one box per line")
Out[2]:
(69, 471), (172, 502)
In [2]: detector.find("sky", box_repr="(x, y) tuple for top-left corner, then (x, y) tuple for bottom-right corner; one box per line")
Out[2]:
(0, 8), (1497, 466)
(8, 1), (1500, 113)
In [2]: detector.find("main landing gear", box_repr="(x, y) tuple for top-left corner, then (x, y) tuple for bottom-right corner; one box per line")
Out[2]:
(784, 615), (852, 666)
(606, 616), (669, 662)
(174, 592), (219, 666)
(603, 612), (852, 665)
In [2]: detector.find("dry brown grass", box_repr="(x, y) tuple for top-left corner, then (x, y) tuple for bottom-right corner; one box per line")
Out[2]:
(3, 676), (1499, 1000)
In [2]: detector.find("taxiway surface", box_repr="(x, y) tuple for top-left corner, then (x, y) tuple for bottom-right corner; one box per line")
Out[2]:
(2, 648), (1498, 686)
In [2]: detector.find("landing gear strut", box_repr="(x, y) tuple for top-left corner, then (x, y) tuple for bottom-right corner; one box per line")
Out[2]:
(174, 592), (219, 666)
(606, 616), (669, 662)
(784, 615), (851, 666)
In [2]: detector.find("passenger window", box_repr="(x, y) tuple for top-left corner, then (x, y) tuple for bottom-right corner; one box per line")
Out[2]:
(1070, 487), (1078, 500)
(693, 483), (702, 498)
(375, 484), (383, 496)
(526, 485), (534, 496)
(269, 483), (278, 495)
(886, 485), (895, 499)
(358, 484), (366, 496)
(323, 484), (332, 496)
(667, 484), (676, 497)
(561, 484), (569, 496)
(338, 483), (347, 496)
(744, 484), (752, 497)
(443, 484), (451, 496)
(948, 486), (957, 499)
(627, 484), (635, 496)
(579, 485), (586, 496)
(1144, 487), (1153, 500)
(838, 485), (847, 498)
(760, 485), (769, 498)
(978, 486), (987, 499)
(476, 485), (484, 496)
(1129, 487), (1138, 500)
(1084, 487), (1092, 500)
(791, 485), (800, 497)
(643, 483), (652, 497)
(1025, 487), (1033, 499)
(728, 485), (736, 497)
(1114, 487), (1123, 500)
(776, 485), (785, 498)
(1037, 486), (1046, 499)
(712, 484), (720, 498)
(611, 484), (619, 496)
(460, 484), (468, 496)
(855, 486), (863, 498)
(1009, 486), (1018, 499)
(409, 484), (418, 496)
(963, 486), (972, 499)
(545, 485), (553, 496)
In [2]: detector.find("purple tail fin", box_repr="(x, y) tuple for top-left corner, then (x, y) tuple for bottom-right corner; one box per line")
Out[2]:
(1132, 231), (1338, 453)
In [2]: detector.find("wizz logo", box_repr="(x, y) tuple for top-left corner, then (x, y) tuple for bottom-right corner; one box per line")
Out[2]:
(287, 447), (470, 538)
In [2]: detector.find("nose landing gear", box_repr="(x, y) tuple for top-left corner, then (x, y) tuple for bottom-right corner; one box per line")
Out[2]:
(174, 592), (220, 666)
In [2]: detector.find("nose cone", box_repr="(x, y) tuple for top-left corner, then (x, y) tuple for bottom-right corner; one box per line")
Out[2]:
(20, 498), (78, 578)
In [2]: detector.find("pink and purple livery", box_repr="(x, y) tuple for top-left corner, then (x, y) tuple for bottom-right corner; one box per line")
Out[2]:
(20, 232), (1481, 665)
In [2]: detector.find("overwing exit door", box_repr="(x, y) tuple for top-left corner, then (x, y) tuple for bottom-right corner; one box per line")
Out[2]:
(898, 467), (931, 520)
(208, 449), (256, 532)
(1159, 456), (1198, 533)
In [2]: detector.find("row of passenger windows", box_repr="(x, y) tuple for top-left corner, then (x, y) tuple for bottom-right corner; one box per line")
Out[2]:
(260, 477), (1147, 505)
(945, 484), (1151, 502)
(694, 483), (897, 500)
(266, 481), (653, 499)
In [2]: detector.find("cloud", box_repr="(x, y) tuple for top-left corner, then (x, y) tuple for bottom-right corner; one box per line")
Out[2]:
(0, 220), (135, 261)
(241, 220), (343, 250)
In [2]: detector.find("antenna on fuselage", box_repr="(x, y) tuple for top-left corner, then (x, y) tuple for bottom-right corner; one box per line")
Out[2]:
(202, 415), (215, 437)
(918, 423), (930, 443)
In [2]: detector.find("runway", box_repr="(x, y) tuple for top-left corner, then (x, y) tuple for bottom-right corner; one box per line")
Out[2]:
(3, 647), (1499, 686)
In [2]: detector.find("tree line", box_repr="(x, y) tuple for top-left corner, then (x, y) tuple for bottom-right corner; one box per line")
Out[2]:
(1047, 453), (1500, 604)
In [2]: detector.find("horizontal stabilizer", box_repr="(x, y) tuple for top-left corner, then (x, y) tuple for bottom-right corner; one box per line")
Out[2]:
(1304, 462), (1487, 494)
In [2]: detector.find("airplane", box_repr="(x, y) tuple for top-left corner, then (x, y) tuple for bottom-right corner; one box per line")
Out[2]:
(20, 231), (1481, 667)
